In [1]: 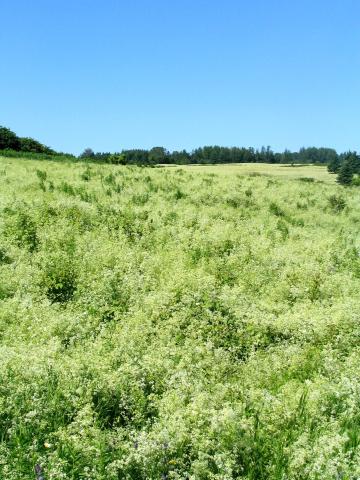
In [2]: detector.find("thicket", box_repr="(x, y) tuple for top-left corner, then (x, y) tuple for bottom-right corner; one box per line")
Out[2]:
(0, 158), (359, 479)
(0, 126), (56, 155)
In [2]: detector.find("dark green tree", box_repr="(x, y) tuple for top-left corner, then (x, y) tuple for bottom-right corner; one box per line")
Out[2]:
(148, 147), (169, 164)
(342, 151), (360, 174)
(327, 156), (341, 173)
(0, 126), (20, 150)
(79, 148), (95, 159)
(337, 159), (354, 185)
(19, 137), (54, 154)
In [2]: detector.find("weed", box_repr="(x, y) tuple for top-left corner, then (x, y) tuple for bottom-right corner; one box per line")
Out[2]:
(328, 194), (346, 212)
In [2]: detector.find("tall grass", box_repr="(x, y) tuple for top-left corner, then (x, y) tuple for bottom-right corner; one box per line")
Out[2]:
(0, 158), (359, 479)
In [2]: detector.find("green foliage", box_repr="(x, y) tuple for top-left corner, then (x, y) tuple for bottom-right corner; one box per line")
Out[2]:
(327, 156), (341, 173)
(352, 175), (360, 186)
(0, 159), (359, 479)
(19, 137), (55, 154)
(0, 126), (55, 154)
(298, 176), (315, 183)
(0, 246), (12, 264)
(269, 201), (286, 217)
(328, 194), (347, 212)
(103, 172), (116, 185)
(59, 180), (76, 195)
(336, 152), (360, 186)
(0, 126), (20, 150)
(79, 148), (95, 159)
(80, 166), (92, 181)
(36, 169), (48, 191)
(3, 206), (39, 252)
(4, 125), (360, 172)
(39, 252), (77, 303)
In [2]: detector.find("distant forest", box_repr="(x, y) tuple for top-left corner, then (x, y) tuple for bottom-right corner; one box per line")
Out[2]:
(0, 126), (356, 174)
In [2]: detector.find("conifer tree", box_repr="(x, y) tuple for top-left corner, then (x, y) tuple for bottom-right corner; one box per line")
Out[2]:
(337, 159), (354, 185)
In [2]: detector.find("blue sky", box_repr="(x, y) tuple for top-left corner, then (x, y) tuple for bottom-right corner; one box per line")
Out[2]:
(1, 0), (359, 154)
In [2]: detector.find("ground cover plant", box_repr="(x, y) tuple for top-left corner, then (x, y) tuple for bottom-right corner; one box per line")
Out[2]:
(0, 157), (359, 479)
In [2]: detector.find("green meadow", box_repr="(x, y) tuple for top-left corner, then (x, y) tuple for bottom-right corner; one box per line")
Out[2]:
(166, 162), (336, 183)
(0, 157), (359, 479)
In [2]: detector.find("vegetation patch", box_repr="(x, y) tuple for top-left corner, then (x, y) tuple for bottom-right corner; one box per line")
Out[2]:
(0, 158), (359, 479)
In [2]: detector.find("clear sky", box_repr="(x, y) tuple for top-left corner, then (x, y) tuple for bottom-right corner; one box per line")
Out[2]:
(1, 0), (359, 155)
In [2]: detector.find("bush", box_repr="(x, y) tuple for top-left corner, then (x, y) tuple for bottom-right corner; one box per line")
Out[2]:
(269, 201), (286, 217)
(277, 219), (289, 239)
(59, 181), (76, 196)
(328, 194), (346, 212)
(80, 166), (92, 181)
(40, 254), (77, 303)
(352, 175), (360, 186)
(174, 188), (185, 200)
(0, 246), (12, 264)
(4, 208), (39, 252)
(299, 177), (315, 183)
(226, 196), (242, 208)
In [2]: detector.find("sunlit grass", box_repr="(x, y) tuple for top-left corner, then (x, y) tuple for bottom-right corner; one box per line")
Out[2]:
(0, 156), (358, 479)
(167, 162), (335, 182)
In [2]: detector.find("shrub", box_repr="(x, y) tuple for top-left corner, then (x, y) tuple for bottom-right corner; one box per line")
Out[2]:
(40, 254), (77, 303)
(269, 201), (286, 217)
(328, 194), (346, 212)
(103, 173), (116, 186)
(59, 181), (76, 196)
(4, 208), (39, 252)
(226, 196), (242, 208)
(132, 193), (149, 205)
(174, 188), (186, 200)
(76, 186), (94, 203)
(277, 219), (289, 239)
(352, 175), (360, 186)
(80, 166), (92, 181)
(36, 169), (47, 182)
(299, 177), (315, 183)
(0, 247), (12, 264)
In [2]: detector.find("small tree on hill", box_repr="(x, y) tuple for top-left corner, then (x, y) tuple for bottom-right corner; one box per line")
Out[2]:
(337, 160), (354, 186)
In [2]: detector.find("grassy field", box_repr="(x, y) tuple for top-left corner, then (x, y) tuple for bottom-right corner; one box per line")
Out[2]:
(0, 157), (359, 479)
(166, 163), (336, 183)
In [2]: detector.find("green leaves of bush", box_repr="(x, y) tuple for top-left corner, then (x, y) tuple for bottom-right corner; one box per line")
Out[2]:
(39, 253), (77, 303)
(3, 207), (39, 252)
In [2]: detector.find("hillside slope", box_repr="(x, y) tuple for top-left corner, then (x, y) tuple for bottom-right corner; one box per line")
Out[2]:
(0, 158), (359, 479)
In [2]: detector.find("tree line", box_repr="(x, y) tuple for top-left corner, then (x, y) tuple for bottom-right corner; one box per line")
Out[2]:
(1, 125), (359, 184)
(80, 145), (360, 185)
(79, 145), (340, 166)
